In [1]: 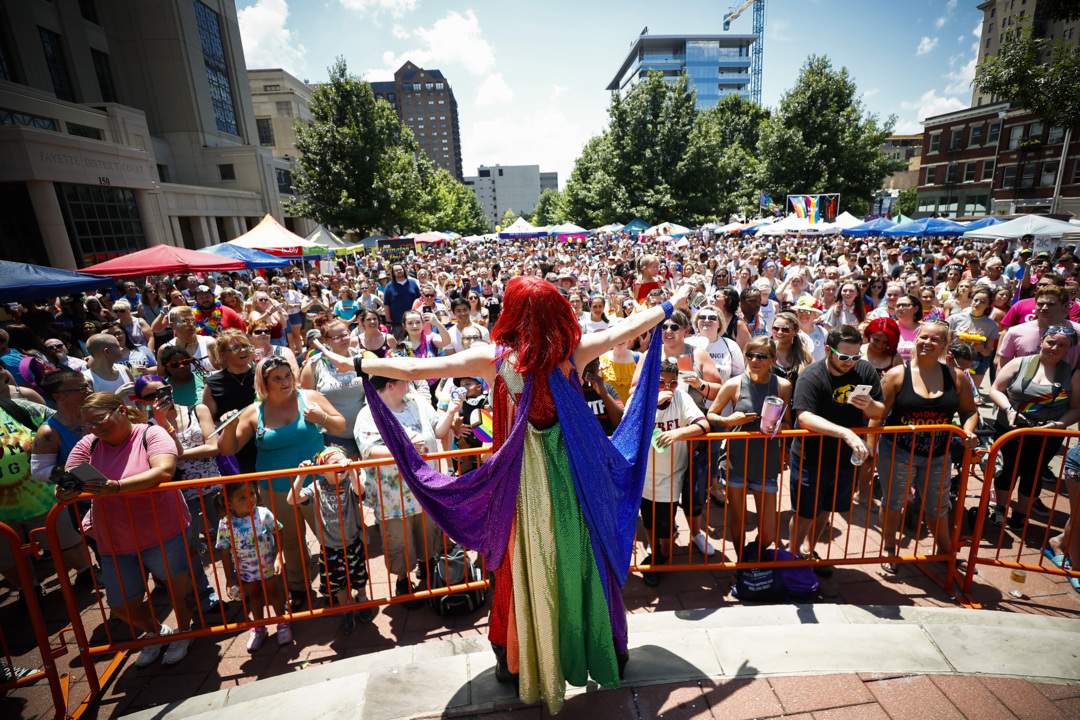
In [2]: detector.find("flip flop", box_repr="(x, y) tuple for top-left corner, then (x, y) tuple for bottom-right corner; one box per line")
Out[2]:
(1043, 548), (1066, 570)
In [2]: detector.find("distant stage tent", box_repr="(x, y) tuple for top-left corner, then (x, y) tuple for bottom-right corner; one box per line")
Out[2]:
(229, 215), (328, 257)
(832, 211), (862, 230)
(198, 243), (290, 270)
(645, 222), (691, 237)
(79, 244), (246, 278)
(498, 217), (546, 239)
(0, 261), (112, 303)
(414, 232), (451, 244)
(961, 215), (1078, 240)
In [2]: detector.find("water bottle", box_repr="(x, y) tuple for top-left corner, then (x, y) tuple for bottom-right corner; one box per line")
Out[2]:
(651, 428), (668, 454)
(1008, 568), (1027, 598)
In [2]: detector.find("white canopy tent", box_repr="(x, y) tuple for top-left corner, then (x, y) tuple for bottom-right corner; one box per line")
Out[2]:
(832, 211), (862, 230)
(644, 221), (691, 237)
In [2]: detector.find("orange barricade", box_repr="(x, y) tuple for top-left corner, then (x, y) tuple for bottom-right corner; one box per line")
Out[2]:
(0, 522), (70, 719)
(33, 425), (983, 715)
(632, 425), (974, 601)
(961, 427), (1080, 597)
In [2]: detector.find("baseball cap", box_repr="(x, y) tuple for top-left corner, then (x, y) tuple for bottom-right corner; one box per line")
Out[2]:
(195, 285), (213, 294)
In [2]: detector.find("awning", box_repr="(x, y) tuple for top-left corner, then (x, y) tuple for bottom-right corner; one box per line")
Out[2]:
(79, 244), (247, 278)
(0, 260), (114, 303)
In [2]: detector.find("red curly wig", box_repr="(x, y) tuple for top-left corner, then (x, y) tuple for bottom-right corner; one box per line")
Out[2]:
(490, 275), (581, 377)
(863, 316), (900, 356)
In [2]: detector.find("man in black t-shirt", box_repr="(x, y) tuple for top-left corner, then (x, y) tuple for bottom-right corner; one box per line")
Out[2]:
(580, 358), (622, 436)
(788, 325), (885, 569)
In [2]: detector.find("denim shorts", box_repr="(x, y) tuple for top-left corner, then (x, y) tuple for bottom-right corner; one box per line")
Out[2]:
(727, 473), (779, 494)
(876, 438), (951, 517)
(100, 531), (190, 607)
(789, 449), (855, 520)
(288, 311), (303, 327)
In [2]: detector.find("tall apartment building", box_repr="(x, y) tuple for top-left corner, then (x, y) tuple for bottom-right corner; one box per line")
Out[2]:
(973, 0), (1080, 107)
(880, 134), (923, 190)
(463, 164), (558, 229)
(607, 34), (756, 109)
(0, 0), (303, 269)
(370, 61), (463, 180)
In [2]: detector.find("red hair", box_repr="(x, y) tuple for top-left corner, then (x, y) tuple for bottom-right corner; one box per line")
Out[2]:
(863, 317), (900, 356)
(490, 275), (581, 377)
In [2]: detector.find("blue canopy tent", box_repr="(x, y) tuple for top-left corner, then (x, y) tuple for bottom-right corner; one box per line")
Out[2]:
(198, 243), (290, 270)
(845, 217), (898, 237)
(961, 216), (1007, 231)
(622, 218), (649, 234)
(881, 217), (969, 237)
(0, 260), (113, 303)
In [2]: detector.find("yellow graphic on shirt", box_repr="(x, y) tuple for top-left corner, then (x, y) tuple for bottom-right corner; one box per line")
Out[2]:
(832, 384), (858, 404)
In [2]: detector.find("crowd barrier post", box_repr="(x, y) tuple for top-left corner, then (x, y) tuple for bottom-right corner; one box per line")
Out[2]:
(1, 522), (70, 719)
(961, 427), (1080, 595)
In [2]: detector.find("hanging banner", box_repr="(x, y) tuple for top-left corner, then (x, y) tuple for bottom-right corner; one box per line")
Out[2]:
(786, 194), (840, 223)
(375, 237), (414, 262)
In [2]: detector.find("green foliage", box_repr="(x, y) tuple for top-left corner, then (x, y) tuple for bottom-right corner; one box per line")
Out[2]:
(973, 27), (1080, 130)
(894, 186), (917, 217)
(425, 168), (490, 235)
(285, 57), (433, 236)
(699, 94), (770, 154)
(501, 208), (518, 227)
(753, 56), (907, 214)
(530, 188), (565, 226)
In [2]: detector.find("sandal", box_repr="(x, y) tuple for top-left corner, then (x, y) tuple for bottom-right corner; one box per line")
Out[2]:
(881, 547), (898, 575)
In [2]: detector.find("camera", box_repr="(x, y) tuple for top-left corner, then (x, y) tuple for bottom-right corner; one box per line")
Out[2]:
(155, 385), (174, 405)
(50, 467), (84, 493)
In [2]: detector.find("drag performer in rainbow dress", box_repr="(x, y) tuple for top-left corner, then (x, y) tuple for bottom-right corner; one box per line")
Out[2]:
(318, 276), (687, 712)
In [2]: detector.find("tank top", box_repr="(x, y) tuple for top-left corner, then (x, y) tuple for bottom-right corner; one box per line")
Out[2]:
(358, 331), (392, 358)
(726, 373), (781, 481)
(174, 405), (219, 496)
(886, 363), (959, 456)
(1007, 355), (1071, 425)
(205, 368), (257, 473)
(44, 416), (82, 464)
(311, 350), (367, 430)
(255, 391), (326, 492)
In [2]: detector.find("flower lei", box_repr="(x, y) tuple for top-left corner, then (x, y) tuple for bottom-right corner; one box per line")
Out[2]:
(193, 302), (223, 336)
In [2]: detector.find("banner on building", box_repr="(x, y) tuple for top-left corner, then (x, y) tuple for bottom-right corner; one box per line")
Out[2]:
(786, 194), (840, 223)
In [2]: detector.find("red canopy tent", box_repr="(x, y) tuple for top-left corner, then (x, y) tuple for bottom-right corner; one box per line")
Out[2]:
(78, 244), (246, 278)
(228, 214), (328, 258)
(413, 231), (449, 245)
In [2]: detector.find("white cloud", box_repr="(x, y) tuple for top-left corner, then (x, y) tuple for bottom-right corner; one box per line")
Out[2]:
(378, 10), (496, 77)
(944, 43), (978, 95)
(900, 89), (967, 126)
(973, 19), (983, 38)
(464, 108), (586, 190)
(936, 16), (947, 29)
(237, 0), (307, 75)
(336, 0), (418, 18)
(550, 84), (567, 102)
(862, 88), (880, 98)
(476, 73), (513, 107)
(392, 24), (410, 39)
(936, 0), (958, 28)
(916, 36), (939, 55)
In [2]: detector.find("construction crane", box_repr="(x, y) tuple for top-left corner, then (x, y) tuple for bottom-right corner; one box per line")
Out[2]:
(723, 0), (764, 106)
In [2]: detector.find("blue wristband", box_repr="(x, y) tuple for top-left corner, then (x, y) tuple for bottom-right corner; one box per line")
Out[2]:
(661, 300), (674, 320)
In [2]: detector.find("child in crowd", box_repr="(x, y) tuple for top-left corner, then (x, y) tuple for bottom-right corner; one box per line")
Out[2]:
(288, 446), (373, 635)
(215, 481), (291, 651)
(637, 359), (708, 587)
(452, 376), (489, 474)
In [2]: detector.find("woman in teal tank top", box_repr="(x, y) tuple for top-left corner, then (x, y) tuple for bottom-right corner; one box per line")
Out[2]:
(218, 355), (346, 610)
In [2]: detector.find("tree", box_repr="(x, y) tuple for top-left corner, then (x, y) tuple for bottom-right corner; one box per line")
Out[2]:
(285, 57), (433, 235)
(501, 208), (518, 228)
(754, 56), (907, 214)
(893, 186), (917, 217)
(562, 71), (722, 226)
(424, 168), (490, 235)
(530, 188), (565, 226)
(973, 27), (1080, 131)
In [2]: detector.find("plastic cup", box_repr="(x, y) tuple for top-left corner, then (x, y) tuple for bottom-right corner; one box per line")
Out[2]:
(760, 395), (784, 434)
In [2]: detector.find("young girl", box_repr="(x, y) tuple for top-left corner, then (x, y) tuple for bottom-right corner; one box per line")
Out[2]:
(215, 481), (291, 651)
(288, 446), (373, 635)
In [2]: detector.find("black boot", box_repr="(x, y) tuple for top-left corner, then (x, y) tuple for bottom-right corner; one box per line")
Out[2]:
(617, 651), (630, 680)
(492, 643), (518, 685)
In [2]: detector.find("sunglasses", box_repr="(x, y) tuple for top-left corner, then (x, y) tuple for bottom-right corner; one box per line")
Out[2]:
(657, 380), (680, 389)
(251, 329), (271, 335)
(697, 314), (719, 322)
(326, 332), (349, 342)
(166, 359), (194, 369)
(661, 323), (683, 332)
(262, 356), (290, 376)
(828, 346), (860, 362)
(772, 325), (793, 333)
(745, 352), (773, 361)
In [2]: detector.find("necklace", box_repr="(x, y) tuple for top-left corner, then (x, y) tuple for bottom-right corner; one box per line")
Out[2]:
(225, 367), (250, 386)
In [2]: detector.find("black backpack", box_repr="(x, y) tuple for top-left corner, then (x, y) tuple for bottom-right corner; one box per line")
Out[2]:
(731, 541), (789, 603)
(427, 545), (487, 616)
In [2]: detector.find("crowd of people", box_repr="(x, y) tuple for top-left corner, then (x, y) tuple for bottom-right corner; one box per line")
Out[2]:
(1, 226), (1078, 686)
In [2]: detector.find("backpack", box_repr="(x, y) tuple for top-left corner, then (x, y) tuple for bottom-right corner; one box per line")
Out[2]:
(427, 545), (487, 616)
(732, 542), (820, 603)
(0, 397), (40, 432)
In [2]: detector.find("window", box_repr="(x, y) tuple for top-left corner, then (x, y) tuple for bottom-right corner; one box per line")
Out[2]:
(498, 169), (503, 176)
(1002, 165), (1017, 188)
(1041, 163), (1056, 187)
(1048, 127), (1065, 144)
(67, 123), (102, 140)
(218, 163), (235, 181)
(263, 84), (281, 91)
(1020, 164), (1035, 188)
(440, 115), (446, 120)
(986, 38), (991, 48)
(435, 82), (444, 89)
(988, 122), (1000, 144)
(79, 0), (99, 24)
(1008, 126), (1023, 149)
(193, 0), (239, 135)
(56, 184), (147, 266)
(387, 93), (395, 100)
(969, 126), (982, 146)
(988, 22), (994, 32)
(0, 108), (58, 131)
(425, 82), (433, 90)
(1073, 161), (1080, 183)
(982, 159), (995, 181)
(91, 50), (117, 103)
(157, 164), (170, 182)
(256, 118), (274, 145)
(965, 162), (977, 182)
(39, 28), (76, 102)
(944, 164), (957, 183)
(929, 133), (940, 153)
(438, 99), (445, 104)
(276, 168), (292, 194)
(1029, 122), (1044, 140)
(479, 169), (490, 178)
(950, 129), (963, 150)
(276, 101), (292, 117)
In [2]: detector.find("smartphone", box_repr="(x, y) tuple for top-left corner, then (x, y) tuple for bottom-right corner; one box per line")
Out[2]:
(847, 385), (871, 404)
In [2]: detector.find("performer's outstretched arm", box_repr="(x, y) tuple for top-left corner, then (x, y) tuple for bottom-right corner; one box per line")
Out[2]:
(573, 285), (690, 370)
(314, 340), (497, 386)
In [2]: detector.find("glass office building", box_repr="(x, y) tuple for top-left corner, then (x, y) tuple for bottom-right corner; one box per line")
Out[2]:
(607, 34), (756, 108)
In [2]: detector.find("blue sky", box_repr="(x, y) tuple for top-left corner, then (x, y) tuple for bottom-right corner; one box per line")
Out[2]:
(237, 0), (984, 187)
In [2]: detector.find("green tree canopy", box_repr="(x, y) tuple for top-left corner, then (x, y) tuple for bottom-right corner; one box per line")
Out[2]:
(530, 187), (565, 226)
(424, 168), (490, 235)
(893, 186), (917, 217)
(285, 57), (433, 236)
(754, 55), (906, 214)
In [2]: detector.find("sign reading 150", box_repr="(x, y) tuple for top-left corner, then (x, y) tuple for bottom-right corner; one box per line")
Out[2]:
(98, 176), (111, 186)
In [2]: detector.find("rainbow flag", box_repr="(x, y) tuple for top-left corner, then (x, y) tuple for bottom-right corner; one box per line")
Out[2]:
(473, 408), (494, 443)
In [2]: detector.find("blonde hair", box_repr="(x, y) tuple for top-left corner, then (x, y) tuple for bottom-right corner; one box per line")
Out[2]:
(81, 391), (147, 424)
(253, 355), (300, 400)
(112, 299), (132, 313)
(212, 329), (250, 368)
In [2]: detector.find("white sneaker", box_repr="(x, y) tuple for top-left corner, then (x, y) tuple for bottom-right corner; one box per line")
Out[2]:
(134, 625), (172, 668)
(693, 532), (716, 557)
(161, 637), (192, 667)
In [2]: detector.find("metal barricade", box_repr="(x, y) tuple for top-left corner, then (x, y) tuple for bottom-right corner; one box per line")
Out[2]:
(961, 427), (1080, 596)
(0, 522), (70, 719)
